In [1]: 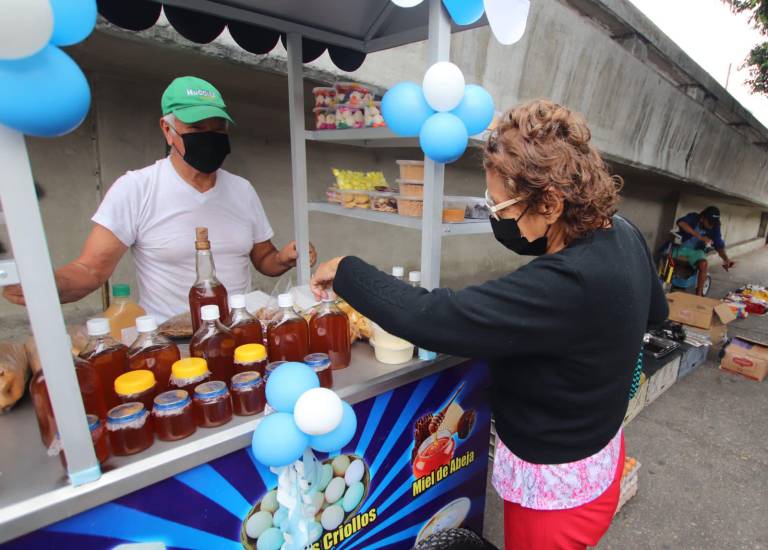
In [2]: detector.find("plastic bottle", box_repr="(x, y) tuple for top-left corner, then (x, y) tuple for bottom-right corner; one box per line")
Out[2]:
(408, 272), (437, 361)
(190, 305), (237, 383)
(80, 318), (130, 411)
(228, 294), (264, 347)
(392, 266), (405, 282)
(189, 227), (229, 333)
(104, 284), (146, 345)
(309, 294), (351, 370)
(127, 315), (181, 392)
(266, 294), (309, 362)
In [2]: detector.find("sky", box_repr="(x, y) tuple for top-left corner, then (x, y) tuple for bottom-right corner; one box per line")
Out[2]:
(627, 0), (768, 127)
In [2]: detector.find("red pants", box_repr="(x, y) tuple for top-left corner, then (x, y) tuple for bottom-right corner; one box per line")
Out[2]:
(503, 435), (626, 550)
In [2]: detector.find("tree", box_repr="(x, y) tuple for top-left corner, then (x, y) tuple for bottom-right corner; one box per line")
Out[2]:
(724, 0), (768, 93)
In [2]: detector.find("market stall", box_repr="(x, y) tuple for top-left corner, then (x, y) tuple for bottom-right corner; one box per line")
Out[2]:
(0, 0), (524, 547)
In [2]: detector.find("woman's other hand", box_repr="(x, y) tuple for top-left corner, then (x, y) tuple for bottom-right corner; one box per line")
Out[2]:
(311, 257), (345, 301)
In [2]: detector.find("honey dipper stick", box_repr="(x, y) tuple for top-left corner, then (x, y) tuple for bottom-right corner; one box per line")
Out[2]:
(429, 382), (466, 434)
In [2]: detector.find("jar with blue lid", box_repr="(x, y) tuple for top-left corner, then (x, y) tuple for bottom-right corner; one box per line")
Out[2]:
(152, 390), (196, 441)
(57, 414), (111, 468)
(304, 353), (333, 389)
(193, 381), (233, 428)
(231, 371), (265, 417)
(106, 402), (154, 456)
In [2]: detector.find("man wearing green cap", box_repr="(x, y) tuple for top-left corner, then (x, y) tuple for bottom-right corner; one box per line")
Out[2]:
(4, 76), (316, 322)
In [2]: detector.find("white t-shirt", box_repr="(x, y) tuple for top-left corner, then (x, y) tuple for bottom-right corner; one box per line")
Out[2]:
(92, 158), (274, 323)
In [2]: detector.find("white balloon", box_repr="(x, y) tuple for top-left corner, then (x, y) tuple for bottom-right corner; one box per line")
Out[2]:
(391, 0), (424, 7)
(422, 62), (466, 112)
(484, 0), (531, 46)
(0, 0), (54, 60)
(293, 388), (343, 436)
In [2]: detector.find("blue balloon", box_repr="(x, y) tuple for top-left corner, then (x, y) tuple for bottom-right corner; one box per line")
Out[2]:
(265, 362), (319, 413)
(419, 113), (469, 164)
(0, 45), (91, 137)
(382, 82), (435, 137)
(452, 84), (495, 136)
(310, 402), (357, 453)
(50, 0), (97, 46)
(252, 413), (309, 468)
(442, 0), (485, 25)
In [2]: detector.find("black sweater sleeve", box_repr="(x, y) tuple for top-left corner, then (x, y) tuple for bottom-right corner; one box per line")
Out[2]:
(333, 255), (586, 360)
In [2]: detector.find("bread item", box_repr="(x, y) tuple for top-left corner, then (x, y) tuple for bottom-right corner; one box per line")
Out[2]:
(158, 312), (193, 339)
(0, 342), (30, 413)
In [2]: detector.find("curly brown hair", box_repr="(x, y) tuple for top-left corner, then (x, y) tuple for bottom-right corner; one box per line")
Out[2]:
(483, 100), (622, 243)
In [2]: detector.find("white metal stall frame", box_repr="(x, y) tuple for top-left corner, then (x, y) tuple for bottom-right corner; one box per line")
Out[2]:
(0, 0), (488, 488)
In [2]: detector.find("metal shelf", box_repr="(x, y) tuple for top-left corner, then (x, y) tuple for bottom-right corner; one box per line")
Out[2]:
(306, 127), (489, 149)
(309, 202), (491, 235)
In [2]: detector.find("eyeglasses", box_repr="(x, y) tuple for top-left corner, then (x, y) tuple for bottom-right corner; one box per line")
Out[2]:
(485, 189), (522, 221)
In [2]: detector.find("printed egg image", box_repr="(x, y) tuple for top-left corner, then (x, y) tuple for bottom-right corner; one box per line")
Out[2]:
(241, 455), (371, 549)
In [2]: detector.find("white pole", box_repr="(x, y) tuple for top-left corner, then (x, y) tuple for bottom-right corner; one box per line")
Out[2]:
(0, 125), (100, 485)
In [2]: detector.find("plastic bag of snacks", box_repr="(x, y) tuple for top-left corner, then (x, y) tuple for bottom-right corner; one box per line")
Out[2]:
(332, 169), (389, 191)
(0, 342), (30, 414)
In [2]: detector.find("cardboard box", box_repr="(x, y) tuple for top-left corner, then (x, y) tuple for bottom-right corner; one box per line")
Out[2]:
(623, 379), (648, 426)
(666, 292), (736, 345)
(645, 356), (681, 405)
(720, 337), (768, 382)
(677, 342), (710, 380)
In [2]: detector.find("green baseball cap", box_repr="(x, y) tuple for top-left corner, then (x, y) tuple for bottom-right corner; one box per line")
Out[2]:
(161, 76), (234, 124)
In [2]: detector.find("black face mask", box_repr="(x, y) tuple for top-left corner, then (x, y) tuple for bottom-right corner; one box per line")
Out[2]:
(490, 207), (550, 256)
(173, 130), (231, 174)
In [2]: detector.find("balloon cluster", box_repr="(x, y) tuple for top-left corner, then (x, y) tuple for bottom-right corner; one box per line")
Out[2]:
(0, 0), (95, 137)
(391, 0), (531, 46)
(382, 63), (495, 164)
(251, 362), (357, 468)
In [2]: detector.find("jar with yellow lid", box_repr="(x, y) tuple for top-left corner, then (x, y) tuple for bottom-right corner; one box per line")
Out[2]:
(115, 370), (157, 411)
(169, 358), (210, 396)
(234, 343), (268, 378)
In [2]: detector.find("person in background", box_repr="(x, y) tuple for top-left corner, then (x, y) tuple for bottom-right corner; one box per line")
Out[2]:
(311, 100), (668, 550)
(3, 76), (315, 321)
(675, 206), (734, 296)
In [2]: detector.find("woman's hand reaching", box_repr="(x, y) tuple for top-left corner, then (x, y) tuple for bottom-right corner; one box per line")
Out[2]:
(310, 257), (345, 301)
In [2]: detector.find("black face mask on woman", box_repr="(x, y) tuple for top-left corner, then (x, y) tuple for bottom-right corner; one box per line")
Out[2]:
(172, 128), (231, 174)
(490, 206), (551, 256)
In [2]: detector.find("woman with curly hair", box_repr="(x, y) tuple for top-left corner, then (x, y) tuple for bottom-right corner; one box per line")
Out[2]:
(311, 100), (668, 549)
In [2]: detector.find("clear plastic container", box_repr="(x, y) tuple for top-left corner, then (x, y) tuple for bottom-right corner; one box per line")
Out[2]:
(152, 390), (196, 442)
(396, 178), (424, 198)
(304, 353), (333, 389)
(335, 105), (365, 129)
(460, 196), (492, 219)
(365, 102), (385, 128)
(193, 381), (233, 428)
(396, 160), (424, 181)
(169, 357), (211, 396)
(80, 318), (130, 412)
(396, 196), (423, 218)
(314, 107), (337, 130)
(231, 371), (266, 416)
(107, 402), (154, 456)
(58, 415), (110, 469)
(127, 315), (181, 392)
(340, 190), (371, 209)
(104, 283), (146, 345)
(312, 86), (336, 107)
(334, 82), (371, 106)
(115, 369), (158, 412)
(370, 191), (398, 213)
(234, 343), (268, 377)
(370, 323), (415, 365)
(443, 200), (466, 223)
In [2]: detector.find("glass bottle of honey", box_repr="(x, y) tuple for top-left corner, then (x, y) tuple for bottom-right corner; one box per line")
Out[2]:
(127, 315), (181, 392)
(189, 227), (229, 334)
(267, 293), (309, 362)
(228, 294), (263, 347)
(309, 294), (351, 370)
(79, 318), (129, 411)
(190, 305), (237, 383)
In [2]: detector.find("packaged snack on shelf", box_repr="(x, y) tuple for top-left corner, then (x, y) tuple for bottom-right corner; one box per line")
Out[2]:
(312, 87), (336, 107)
(365, 102), (386, 128)
(332, 169), (389, 191)
(341, 190), (371, 209)
(396, 178), (424, 198)
(336, 105), (365, 129)
(397, 196), (423, 218)
(371, 191), (398, 213)
(314, 107), (336, 130)
(396, 160), (424, 181)
(326, 187), (342, 204)
(335, 82), (372, 106)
